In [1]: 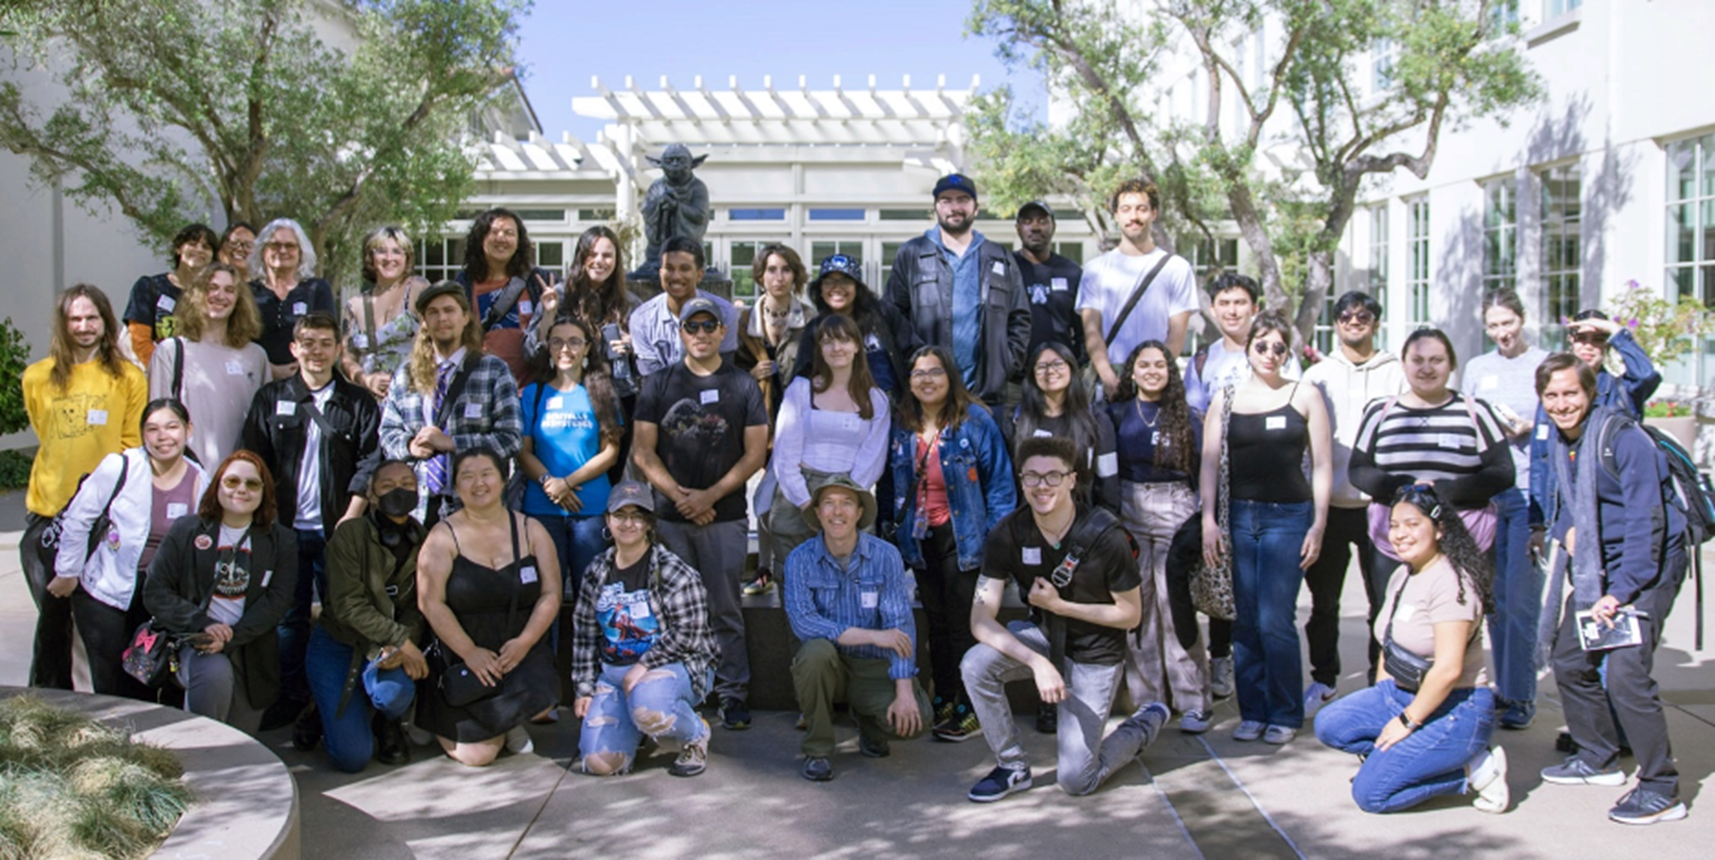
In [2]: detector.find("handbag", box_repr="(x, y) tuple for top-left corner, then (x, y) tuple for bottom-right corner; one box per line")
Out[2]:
(1380, 577), (1432, 692)
(1365, 394), (1499, 560)
(121, 621), (181, 688)
(1189, 384), (1236, 622)
(436, 515), (524, 708)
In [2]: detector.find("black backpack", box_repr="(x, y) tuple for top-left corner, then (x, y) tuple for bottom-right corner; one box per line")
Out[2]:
(1598, 417), (1715, 645)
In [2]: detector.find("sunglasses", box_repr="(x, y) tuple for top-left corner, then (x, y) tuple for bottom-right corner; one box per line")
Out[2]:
(1571, 332), (1609, 346)
(1338, 311), (1376, 325)
(1252, 341), (1289, 357)
(222, 476), (264, 491)
(681, 319), (722, 335)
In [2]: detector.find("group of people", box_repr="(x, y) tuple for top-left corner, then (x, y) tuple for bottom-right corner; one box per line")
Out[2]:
(16, 175), (1690, 824)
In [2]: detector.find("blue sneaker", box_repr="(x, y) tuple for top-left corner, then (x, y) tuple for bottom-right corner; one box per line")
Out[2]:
(1608, 787), (1687, 825)
(968, 764), (1032, 802)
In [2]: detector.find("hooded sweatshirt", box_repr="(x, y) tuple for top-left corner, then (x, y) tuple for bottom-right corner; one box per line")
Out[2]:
(1301, 347), (1406, 508)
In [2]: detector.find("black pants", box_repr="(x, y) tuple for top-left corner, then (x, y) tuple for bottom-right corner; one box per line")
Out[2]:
(1303, 506), (1377, 686)
(1551, 547), (1685, 797)
(915, 522), (977, 705)
(21, 513), (74, 690)
(70, 584), (155, 702)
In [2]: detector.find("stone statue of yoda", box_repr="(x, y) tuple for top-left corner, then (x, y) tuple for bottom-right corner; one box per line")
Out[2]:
(640, 144), (710, 271)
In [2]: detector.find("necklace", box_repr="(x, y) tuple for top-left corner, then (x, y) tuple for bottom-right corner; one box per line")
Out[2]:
(1038, 512), (1074, 548)
(1134, 399), (1159, 428)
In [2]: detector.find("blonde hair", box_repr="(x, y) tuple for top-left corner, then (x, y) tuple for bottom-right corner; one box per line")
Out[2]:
(176, 263), (262, 348)
(408, 285), (484, 394)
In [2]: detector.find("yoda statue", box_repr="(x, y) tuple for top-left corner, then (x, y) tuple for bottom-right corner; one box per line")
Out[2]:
(639, 144), (711, 272)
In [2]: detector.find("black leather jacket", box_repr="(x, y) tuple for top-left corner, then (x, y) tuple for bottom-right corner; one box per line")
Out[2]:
(885, 233), (1030, 403)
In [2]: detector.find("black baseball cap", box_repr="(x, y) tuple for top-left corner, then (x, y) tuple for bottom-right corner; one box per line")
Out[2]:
(933, 173), (978, 201)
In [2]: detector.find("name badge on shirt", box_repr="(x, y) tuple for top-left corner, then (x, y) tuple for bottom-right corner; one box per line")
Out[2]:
(1022, 546), (1042, 565)
(991, 260), (1006, 276)
(463, 403), (482, 419)
(1439, 434), (1463, 449)
(1096, 452), (1118, 477)
(292, 302), (307, 316)
(87, 409), (108, 426)
(225, 360), (246, 376)
(860, 591), (878, 609)
(1480, 375), (1499, 391)
(1051, 277), (1068, 291)
(1151, 430), (1160, 446)
(520, 565), (538, 585)
(351, 333), (369, 349)
(547, 396), (564, 410)
(275, 401), (297, 416)
(157, 295), (175, 312)
(700, 389), (720, 405)
(1032, 429), (1053, 438)
(1395, 603), (1416, 623)
(166, 502), (188, 518)
(1536, 424), (1550, 441)
(1265, 415), (1286, 431)
(519, 300), (534, 316)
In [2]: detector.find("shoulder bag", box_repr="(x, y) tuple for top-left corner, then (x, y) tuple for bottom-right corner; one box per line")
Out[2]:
(1189, 385), (1236, 621)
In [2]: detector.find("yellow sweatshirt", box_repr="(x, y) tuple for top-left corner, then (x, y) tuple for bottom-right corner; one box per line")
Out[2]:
(22, 357), (148, 516)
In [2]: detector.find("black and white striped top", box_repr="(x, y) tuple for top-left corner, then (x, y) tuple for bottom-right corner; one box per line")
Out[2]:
(1349, 392), (1516, 508)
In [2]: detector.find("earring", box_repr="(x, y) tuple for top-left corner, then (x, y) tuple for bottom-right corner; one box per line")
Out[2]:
(581, 356), (588, 369)
(600, 527), (612, 542)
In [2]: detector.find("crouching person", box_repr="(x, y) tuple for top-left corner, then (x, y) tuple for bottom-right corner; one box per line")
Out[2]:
(306, 460), (428, 772)
(784, 475), (933, 781)
(961, 437), (1169, 802)
(571, 482), (719, 777)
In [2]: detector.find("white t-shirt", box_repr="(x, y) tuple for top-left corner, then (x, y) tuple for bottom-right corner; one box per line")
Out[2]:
(293, 382), (337, 530)
(1076, 248), (1199, 365)
(1185, 337), (1301, 413)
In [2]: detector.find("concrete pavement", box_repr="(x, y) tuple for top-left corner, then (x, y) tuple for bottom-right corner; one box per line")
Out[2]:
(4, 525), (1711, 859)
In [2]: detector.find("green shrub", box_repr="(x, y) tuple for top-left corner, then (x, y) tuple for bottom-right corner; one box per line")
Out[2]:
(0, 450), (29, 490)
(0, 318), (29, 437)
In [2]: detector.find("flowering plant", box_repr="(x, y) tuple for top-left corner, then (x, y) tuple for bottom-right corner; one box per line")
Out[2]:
(1644, 400), (1690, 419)
(1604, 280), (1713, 368)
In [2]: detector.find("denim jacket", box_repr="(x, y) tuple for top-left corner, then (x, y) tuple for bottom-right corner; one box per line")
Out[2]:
(887, 403), (1016, 570)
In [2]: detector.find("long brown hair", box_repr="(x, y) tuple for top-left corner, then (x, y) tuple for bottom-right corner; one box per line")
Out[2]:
(48, 284), (126, 391)
(896, 345), (982, 434)
(1117, 340), (1196, 474)
(408, 283), (485, 394)
(808, 315), (876, 420)
(525, 317), (624, 447)
(198, 450), (278, 527)
(176, 263), (263, 348)
(566, 225), (630, 326)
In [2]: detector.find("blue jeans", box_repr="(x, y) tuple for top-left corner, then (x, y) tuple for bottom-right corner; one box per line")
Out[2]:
(1487, 488), (1539, 707)
(537, 513), (608, 590)
(1230, 499), (1311, 728)
(278, 527), (328, 706)
(578, 661), (710, 773)
(305, 626), (415, 773)
(1315, 680), (1496, 813)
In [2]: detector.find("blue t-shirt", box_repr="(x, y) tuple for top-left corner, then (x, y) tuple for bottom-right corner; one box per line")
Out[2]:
(520, 381), (614, 517)
(933, 228), (985, 391)
(596, 555), (659, 665)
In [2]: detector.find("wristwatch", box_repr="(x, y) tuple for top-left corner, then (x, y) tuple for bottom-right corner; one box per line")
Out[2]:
(1398, 712), (1422, 731)
(539, 474), (553, 488)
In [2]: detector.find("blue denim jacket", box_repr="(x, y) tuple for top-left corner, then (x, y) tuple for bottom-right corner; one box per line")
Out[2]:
(1527, 328), (1661, 526)
(888, 404), (1016, 570)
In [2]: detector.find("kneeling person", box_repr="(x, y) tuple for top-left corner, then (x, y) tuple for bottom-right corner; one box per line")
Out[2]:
(962, 437), (1169, 802)
(784, 476), (933, 781)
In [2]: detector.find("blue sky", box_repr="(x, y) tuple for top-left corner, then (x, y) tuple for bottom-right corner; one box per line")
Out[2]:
(513, 0), (1047, 140)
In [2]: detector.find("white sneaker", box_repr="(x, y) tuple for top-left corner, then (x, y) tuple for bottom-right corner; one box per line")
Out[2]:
(504, 725), (534, 754)
(1210, 657), (1235, 699)
(1262, 725), (1297, 745)
(1468, 746), (1510, 814)
(1303, 681), (1338, 720)
(1232, 720), (1265, 742)
(1179, 709), (1212, 734)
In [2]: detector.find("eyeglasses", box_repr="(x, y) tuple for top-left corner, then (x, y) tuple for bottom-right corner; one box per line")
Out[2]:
(264, 242), (299, 253)
(223, 241), (254, 254)
(1252, 341), (1289, 357)
(1338, 311), (1376, 325)
(910, 367), (947, 380)
(681, 320), (722, 335)
(549, 337), (587, 352)
(609, 511), (648, 525)
(1020, 470), (1071, 488)
(1033, 359), (1069, 375)
(222, 476), (264, 491)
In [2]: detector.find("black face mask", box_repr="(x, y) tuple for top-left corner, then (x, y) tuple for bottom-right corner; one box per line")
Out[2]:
(375, 486), (417, 520)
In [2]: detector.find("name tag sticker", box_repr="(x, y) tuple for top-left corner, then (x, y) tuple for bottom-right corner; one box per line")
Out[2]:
(519, 300), (534, 316)
(351, 333), (369, 349)
(1032, 429), (1053, 438)
(547, 396), (564, 410)
(157, 295), (175, 312)
(463, 403), (482, 419)
(1265, 415), (1286, 431)
(1536, 424), (1550, 441)
(1051, 277), (1068, 291)
(860, 591), (878, 609)
(86, 409), (108, 426)
(1151, 430), (1160, 446)
(699, 389), (720, 405)
(166, 502), (188, 518)
(1480, 375), (1499, 391)
(520, 565), (538, 585)
(1096, 452), (1118, 477)
(275, 401), (297, 416)
(991, 261), (1006, 276)
(1022, 547), (1042, 565)
(291, 302), (307, 315)
(1395, 603), (1415, 623)
(225, 360), (246, 376)
(1439, 435), (1463, 449)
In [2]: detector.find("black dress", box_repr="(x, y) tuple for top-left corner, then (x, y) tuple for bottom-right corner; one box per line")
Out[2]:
(418, 514), (560, 742)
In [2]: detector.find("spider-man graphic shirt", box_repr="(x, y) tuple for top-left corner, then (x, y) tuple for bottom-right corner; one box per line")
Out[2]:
(595, 554), (660, 665)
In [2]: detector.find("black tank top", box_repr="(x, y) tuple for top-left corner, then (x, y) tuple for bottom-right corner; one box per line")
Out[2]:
(1227, 395), (1312, 503)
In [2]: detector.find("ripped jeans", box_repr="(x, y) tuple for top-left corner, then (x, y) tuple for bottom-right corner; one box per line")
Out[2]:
(578, 661), (710, 773)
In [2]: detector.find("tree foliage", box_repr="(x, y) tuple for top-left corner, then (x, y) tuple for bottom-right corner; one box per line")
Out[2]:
(968, 0), (1541, 337)
(0, 0), (529, 288)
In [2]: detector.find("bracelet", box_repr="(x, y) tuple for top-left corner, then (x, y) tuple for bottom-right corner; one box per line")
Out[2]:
(1397, 712), (1422, 731)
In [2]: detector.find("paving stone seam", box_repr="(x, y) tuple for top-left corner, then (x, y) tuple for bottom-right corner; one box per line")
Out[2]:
(507, 754), (574, 859)
(1140, 763), (1208, 860)
(1192, 735), (1310, 860)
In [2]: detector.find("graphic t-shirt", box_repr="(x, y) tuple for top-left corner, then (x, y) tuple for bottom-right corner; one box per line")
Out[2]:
(981, 506), (1142, 665)
(207, 525), (253, 625)
(520, 382), (615, 518)
(634, 359), (768, 523)
(596, 554), (659, 666)
(123, 273), (181, 342)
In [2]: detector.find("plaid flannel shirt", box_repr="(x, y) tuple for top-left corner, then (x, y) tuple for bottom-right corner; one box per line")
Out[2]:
(378, 352), (523, 487)
(570, 543), (718, 701)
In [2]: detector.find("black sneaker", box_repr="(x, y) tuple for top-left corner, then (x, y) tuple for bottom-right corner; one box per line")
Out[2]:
(1035, 701), (1057, 735)
(967, 764), (1032, 802)
(933, 703), (980, 742)
(801, 756), (834, 781)
(1540, 756), (1627, 786)
(291, 702), (322, 752)
(1608, 787), (1687, 825)
(372, 711), (409, 766)
(719, 697), (751, 731)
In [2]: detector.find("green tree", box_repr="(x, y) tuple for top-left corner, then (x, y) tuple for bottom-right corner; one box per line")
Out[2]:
(0, 0), (528, 288)
(968, 0), (1541, 337)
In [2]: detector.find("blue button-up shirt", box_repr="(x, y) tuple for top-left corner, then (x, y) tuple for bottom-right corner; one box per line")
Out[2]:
(929, 227), (985, 391)
(783, 531), (919, 680)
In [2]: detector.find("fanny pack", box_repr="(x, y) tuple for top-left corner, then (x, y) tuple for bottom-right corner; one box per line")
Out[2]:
(1381, 576), (1432, 692)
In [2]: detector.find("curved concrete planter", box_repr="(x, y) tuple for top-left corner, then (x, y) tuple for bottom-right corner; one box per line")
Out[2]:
(0, 686), (299, 860)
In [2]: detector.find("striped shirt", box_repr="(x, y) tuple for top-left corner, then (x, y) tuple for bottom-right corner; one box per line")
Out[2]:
(1350, 392), (1514, 506)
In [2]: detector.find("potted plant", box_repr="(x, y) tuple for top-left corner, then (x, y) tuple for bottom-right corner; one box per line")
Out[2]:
(1606, 280), (1712, 454)
(1644, 399), (1698, 451)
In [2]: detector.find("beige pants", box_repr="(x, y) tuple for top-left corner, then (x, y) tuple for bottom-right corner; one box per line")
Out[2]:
(1119, 480), (1209, 714)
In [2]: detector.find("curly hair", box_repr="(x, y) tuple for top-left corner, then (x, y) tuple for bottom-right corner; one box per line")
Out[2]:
(1108, 178), (1160, 213)
(177, 263), (263, 348)
(1116, 340), (1196, 475)
(1391, 484), (1494, 614)
(566, 225), (630, 327)
(524, 316), (624, 447)
(462, 208), (534, 282)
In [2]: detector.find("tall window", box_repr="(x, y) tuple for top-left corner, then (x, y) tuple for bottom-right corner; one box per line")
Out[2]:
(1373, 39), (1398, 92)
(1180, 237), (1239, 356)
(1483, 178), (1517, 292)
(727, 241), (777, 303)
(1367, 204), (1391, 351)
(1541, 163), (1583, 349)
(416, 237), (465, 283)
(1666, 133), (1715, 386)
(1408, 198), (1430, 325)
